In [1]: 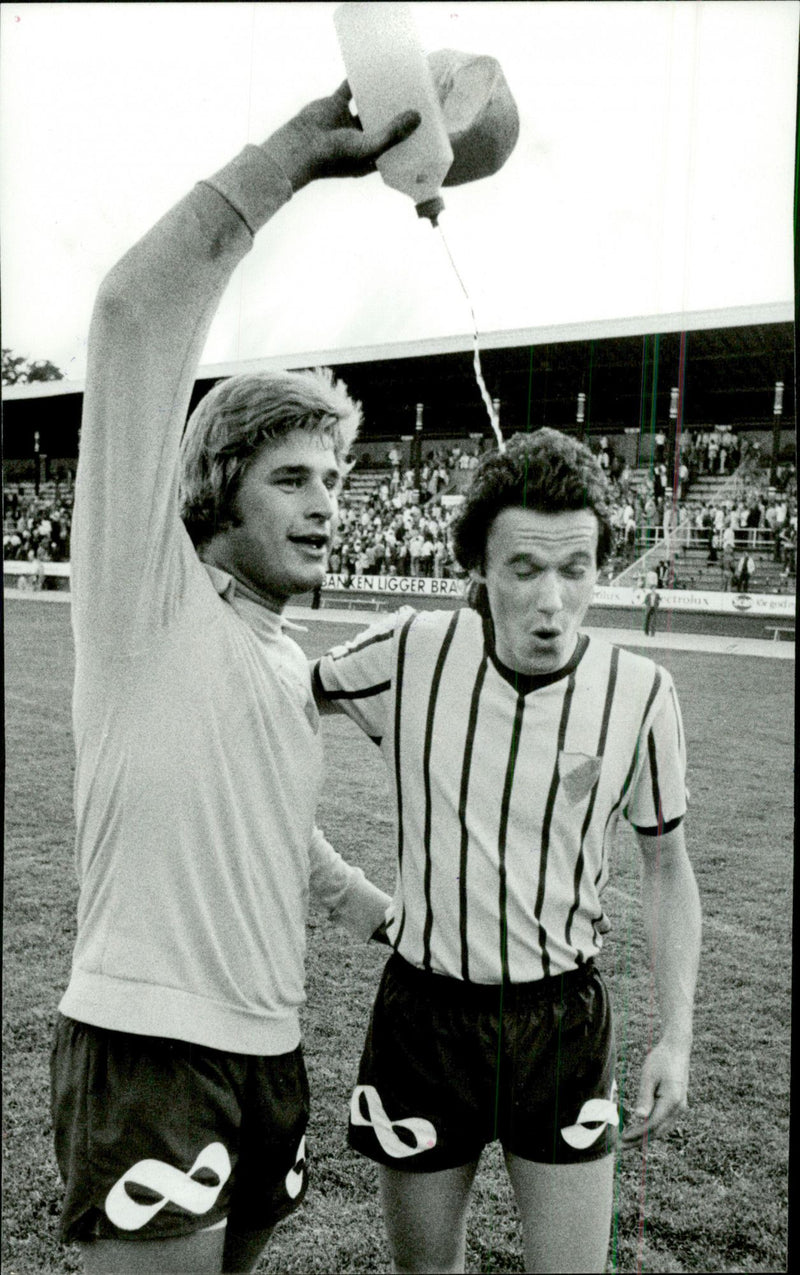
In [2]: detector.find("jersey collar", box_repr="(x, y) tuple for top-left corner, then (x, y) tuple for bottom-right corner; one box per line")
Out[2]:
(480, 610), (590, 694)
(203, 563), (304, 640)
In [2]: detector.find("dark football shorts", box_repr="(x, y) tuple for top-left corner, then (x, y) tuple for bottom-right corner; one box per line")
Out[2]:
(50, 1015), (309, 1244)
(348, 955), (617, 1172)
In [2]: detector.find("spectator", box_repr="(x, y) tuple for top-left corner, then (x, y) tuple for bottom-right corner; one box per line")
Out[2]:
(432, 535), (446, 578)
(678, 459), (690, 501)
(773, 499), (788, 561)
(746, 500), (762, 549)
(721, 523), (736, 572)
(623, 501), (636, 553)
(707, 432), (719, 473)
(675, 504), (691, 558)
(779, 522), (796, 576)
(736, 552), (755, 592)
(718, 437), (729, 475)
(408, 531), (424, 577)
(714, 504), (727, 537)
(418, 533), (434, 577)
(653, 465), (665, 503)
(643, 585), (660, 635)
(653, 429), (666, 466)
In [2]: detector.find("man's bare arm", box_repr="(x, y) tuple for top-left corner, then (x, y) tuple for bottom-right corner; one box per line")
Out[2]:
(620, 823), (701, 1147)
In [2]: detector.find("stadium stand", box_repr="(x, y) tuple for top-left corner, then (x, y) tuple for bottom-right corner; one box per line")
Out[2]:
(4, 439), (796, 595)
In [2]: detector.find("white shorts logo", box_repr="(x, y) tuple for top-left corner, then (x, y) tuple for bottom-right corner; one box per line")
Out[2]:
(105, 1141), (232, 1231)
(350, 1084), (437, 1159)
(560, 1087), (619, 1150)
(285, 1135), (306, 1200)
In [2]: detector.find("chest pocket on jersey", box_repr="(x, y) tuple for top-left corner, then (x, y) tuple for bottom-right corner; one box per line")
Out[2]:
(558, 752), (602, 803)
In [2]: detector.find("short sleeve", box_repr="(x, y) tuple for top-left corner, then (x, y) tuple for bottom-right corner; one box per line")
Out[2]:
(312, 607), (415, 743)
(625, 669), (688, 834)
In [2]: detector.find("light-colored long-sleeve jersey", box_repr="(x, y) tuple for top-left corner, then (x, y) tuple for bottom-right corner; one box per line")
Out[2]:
(59, 145), (389, 1056)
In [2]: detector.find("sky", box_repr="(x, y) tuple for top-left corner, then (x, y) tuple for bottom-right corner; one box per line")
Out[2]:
(1, 1), (797, 384)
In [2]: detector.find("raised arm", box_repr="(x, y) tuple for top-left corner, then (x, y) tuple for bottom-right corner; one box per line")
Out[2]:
(71, 83), (418, 650)
(620, 823), (702, 1147)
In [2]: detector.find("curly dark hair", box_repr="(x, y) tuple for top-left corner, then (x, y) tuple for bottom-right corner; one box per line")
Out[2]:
(451, 428), (613, 577)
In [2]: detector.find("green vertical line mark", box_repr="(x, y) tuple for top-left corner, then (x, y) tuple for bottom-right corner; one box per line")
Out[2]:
(636, 335), (650, 471)
(649, 333), (660, 477)
(550, 976), (567, 1162)
(526, 345), (535, 433)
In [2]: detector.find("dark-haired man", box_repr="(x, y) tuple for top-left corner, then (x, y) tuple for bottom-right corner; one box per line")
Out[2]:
(313, 428), (701, 1273)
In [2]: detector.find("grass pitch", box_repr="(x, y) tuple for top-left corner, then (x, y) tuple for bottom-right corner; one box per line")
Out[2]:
(3, 599), (792, 1273)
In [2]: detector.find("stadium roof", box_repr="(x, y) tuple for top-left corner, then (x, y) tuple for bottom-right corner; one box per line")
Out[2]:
(2, 322), (794, 459)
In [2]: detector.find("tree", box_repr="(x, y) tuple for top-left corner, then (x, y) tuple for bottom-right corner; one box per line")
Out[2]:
(2, 348), (64, 386)
(2, 348), (27, 385)
(26, 359), (65, 384)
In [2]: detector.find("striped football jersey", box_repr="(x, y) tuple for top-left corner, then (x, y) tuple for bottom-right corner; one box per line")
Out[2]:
(314, 606), (687, 983)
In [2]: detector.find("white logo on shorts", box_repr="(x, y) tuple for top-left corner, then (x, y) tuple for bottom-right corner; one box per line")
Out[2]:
(560, 1086), (619, 1150)
(105, 1141), (232, 1231)
(285, 1135), (306, 1199)
(350, 1084), (437, 1158)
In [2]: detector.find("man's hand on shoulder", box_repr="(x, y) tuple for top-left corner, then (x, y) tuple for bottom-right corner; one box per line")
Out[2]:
(266, 81), (420, 192)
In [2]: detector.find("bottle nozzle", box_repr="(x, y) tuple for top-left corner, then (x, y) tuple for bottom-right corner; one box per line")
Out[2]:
(416, 195), (445, 226)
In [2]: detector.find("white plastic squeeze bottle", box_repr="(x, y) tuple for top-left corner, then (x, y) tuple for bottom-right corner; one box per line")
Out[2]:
(334, 1), (454, 225)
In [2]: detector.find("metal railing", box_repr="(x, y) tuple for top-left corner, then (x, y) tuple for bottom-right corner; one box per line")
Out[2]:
(612, 526), (780, 586)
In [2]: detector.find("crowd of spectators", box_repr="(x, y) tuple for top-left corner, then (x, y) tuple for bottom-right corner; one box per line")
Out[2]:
(3, 480), (73, 566)
(335, 433), (797, 590)
(3, 434), (796, 593)
(584, 430), (796, 585)
(331, 446), (462, 579)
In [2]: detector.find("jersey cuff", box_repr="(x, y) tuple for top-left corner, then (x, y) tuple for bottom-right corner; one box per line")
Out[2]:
(203, 145), (293, 236)
(632, 814), (685, 836)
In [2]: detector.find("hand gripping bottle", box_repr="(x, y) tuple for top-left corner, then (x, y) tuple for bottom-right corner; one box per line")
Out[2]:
(334, 2), (454, 225)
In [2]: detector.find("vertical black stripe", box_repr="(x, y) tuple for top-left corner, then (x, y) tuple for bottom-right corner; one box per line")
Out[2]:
(592, 663), (663, 928)
(392, 613), (416, 951)
(497, 694), (526, 984)
(647, 727), (663, 830)
(421, 612), (460, 971)
(595, 646), (621, 757)
(596, 808), (618, 889)
(534, 672), (576, 976)
(566, 646), (620, 945)
(618, 667), (662, 822)
(457, 654), (489, 982)
(669, 682), (683, 754)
